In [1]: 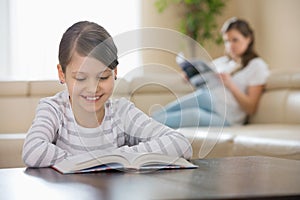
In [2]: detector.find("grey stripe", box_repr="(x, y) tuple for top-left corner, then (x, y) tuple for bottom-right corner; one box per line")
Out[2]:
(63, 114), (74, 123)
(111, 119), (121, 129)
(60, 114), (75, 125)
(35, 114), (56, 127)
(50, 148), (59, 165)
(172, 134), (192, 154)
(127, 112), (143, 135)
(128, 104), (135, 111)
(27, 129), (52, 141)
(158, 130), (174, 138)
(144, 142), (153, 152)
(172, 133), (191, 147)
(34, 144), (49, 166)
(102, 128), (112, 135)
(23, 136), (51, 150)
(119, 101), (129, 114)
(132, 118), (152, 138)
(63, 126), (106, 138)
(141, 118), (151, 127)
(58, 136), (114, 151)
(37, 106), (58, 119)
(105, 115), (112, 120)
(23, 140), (45, 165)
(51, 98), (68, 108)
(169, 137), (184, 156)
(31, 124), (54, 139)
(152, 123), (164, 134)
(156, 139), (168, 154)
(61, 125), (80, 136)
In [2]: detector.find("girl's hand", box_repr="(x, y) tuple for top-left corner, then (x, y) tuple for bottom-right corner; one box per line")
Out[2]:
(217, 73), (265, 115)
(180, 71), (189, 83)
(218, 73), (233, 89)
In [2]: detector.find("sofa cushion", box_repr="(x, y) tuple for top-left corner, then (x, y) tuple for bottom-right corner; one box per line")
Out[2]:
(232, 124), (300, 160)
(0, 98), (40, 133)
(0, 81), (29, 96)
(129, 73), (194, 94)
(266, 68), (300, 89)
(178, 124), (300, 160)
(29, 80), (65, 96)
(177, 127), (235, 159)
(129, 73), (194, 114)
(250, 90), (300, 124)
(131, 93), (180, 115)
(0, 134), (26, 168)
(249, 68), (300, 124)
(113, 78), (131, 95)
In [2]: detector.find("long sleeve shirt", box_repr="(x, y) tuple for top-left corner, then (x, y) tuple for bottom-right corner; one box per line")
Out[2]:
(22, 90), (192, 167)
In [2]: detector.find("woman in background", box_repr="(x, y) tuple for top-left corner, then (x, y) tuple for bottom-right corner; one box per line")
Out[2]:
(152, 17), (270, 128)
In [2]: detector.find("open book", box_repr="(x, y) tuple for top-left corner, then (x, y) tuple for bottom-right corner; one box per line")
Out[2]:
(176, 52), (220, 88)
(52, 151), (198, 174)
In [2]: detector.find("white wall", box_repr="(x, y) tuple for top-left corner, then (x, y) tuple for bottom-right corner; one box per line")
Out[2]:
(0, 0), (10, 78)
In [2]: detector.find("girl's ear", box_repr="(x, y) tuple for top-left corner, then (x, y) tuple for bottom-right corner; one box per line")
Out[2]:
(57, 64), (65, 84)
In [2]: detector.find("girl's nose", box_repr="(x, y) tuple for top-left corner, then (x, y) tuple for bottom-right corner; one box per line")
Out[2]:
(86, 79), (100, 93)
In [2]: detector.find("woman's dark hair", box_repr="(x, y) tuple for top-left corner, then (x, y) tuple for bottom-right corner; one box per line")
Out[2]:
(58, 21), (118, 73)
(221, 17), (258, 68)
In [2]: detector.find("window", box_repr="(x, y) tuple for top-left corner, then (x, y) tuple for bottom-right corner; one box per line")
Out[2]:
(2, 0), (140, 80)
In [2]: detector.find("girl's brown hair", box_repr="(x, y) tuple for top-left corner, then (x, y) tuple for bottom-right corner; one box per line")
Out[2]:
(221, 18), (258, 68)
(58, 21), (118, 73)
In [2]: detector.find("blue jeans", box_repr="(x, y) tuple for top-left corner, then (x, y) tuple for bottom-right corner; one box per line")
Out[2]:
(151, 89), (229, 128)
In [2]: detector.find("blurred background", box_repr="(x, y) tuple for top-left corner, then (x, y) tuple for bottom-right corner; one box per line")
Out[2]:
(1, 0), (299, 80)
(142, 0), (300, 71)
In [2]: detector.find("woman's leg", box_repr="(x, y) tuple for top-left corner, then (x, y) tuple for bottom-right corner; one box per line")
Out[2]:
(153, 107), (228, 129)
(152, 89), (216, 120)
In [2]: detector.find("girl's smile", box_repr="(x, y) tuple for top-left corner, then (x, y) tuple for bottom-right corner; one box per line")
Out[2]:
(81, 94), (102, 102)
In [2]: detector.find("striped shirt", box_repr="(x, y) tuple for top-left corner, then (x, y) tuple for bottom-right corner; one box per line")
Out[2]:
(22, 90), (192, 167)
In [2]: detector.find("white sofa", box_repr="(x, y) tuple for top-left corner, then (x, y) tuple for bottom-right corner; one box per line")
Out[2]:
(0, 67), (300, 168)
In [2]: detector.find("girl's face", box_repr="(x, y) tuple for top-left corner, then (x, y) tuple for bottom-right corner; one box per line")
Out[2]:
(223, 29), (251, 60)
(58, 52), (117, 116)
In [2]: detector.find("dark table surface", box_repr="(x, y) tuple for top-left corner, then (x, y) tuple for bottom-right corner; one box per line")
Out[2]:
(1, 156), (300, 200)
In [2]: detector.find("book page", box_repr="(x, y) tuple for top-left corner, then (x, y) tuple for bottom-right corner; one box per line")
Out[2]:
(132, 153), (197, 169)
(53, 150), (131, 173)
(74, 154), (131, 171)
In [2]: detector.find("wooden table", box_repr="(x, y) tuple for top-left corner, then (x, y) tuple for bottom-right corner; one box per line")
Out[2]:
(1, 156), (300, 200)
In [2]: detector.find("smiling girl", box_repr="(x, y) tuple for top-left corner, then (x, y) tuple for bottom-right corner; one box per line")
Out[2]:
(22, 21), (192, 167)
